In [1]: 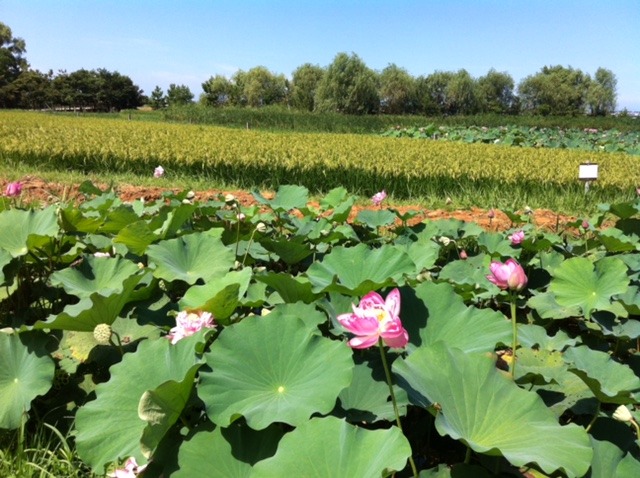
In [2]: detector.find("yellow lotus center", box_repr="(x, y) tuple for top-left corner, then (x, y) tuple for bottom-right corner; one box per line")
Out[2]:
(374, 308), (390, 323)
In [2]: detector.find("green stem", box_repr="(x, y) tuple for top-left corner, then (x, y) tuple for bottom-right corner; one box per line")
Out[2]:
(585, 402), (601, 433)
(510, 293), (518, 379)
(378, 339), (418, 478)
(464, 445), (472, 465)
(631, 419), (640, 438)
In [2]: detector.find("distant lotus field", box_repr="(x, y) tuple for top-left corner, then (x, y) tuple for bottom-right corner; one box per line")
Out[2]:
(1, 111), (639, 203)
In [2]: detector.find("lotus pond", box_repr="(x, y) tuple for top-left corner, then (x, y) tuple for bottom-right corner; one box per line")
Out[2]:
(0, 182), (639, 477)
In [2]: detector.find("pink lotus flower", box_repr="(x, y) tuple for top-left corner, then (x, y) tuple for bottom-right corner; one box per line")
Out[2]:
(371, 190), (387, 206)
(508, 230), (525, 245)
(459, 249), (468, 260)
(338, 288), (409, 349)
(487, 208), (495, 219)
(153, 165), (164, 178)
(4, 181), (22, 197)
(487, 258), (527, 291)
(167, 310), (216, 344)
(108, 457), (147, 478)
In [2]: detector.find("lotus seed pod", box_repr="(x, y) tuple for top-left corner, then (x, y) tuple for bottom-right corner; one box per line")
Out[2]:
(613, 404), (634, 423)
(225, 193), (236, 204)
(93, 323), (113, 345)
(186, 190), (196, 200)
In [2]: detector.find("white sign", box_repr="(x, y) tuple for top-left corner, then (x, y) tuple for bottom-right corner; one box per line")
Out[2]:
(579, 163), (599, 180)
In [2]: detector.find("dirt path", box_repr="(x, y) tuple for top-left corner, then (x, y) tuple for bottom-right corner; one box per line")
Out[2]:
(3, 175), (577, 232)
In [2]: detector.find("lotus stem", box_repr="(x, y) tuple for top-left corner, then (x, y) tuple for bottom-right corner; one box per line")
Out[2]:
(510, 293), (518, 379)
(378, 338), (418, 478)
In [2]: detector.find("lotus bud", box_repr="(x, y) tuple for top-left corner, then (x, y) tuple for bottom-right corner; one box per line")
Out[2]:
(524, 206), (533, 215)
(460, 250), (468, 260)
(581, 220), (589, 229)
(93, 323), (113, 345)
(225, 193), (236, 204)
(256, 222), (267, 233)
(613, 405), (634, 423)
(236, 213), (246, 221)
(487, 208), (495, 219)
(4, 181), (22, 197)
(438, 236), (452, 246)
(186, 190), (196, 200)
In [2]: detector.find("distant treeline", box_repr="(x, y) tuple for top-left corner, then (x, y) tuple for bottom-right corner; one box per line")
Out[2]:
(0, 21), (624, 117)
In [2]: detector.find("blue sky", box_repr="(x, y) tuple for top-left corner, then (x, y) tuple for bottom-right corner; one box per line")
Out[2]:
(3, 0), (639, 111)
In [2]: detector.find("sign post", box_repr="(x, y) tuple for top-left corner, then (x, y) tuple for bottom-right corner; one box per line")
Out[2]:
(579, 162), (598, 193)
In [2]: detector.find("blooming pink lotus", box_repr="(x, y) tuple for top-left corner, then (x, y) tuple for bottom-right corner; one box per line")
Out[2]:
(371, 190), (387, 206)
(167, 310), (216, 344)
(108, 457), (147, 478)
(487, 258), (527, 291)
(153, 165), (164, 178)
(508, 230), (525, 245)
(4, 181), (22, 197)
(338, 288), (409, 349)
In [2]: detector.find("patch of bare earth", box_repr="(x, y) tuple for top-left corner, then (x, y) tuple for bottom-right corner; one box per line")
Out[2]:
(3, 175), (577, 232)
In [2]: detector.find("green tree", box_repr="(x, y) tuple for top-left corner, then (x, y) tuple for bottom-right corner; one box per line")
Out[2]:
(95, 69), (144, 111)
(476, 69), (517, 114)
(415, 71), (454, 115)
(0, 22), (27, 89)
(518, 65), (590, 116)
(290, 63), (324, 111)
(201, 75), (235, 107)
(586, 67), (617, 116)
(0, 69), (52, 109)
(444, 69), (479, 115)
(378, 63), (417, 114)
(148, 85), (166, 109)
(166, 83), (194, 106)
(241, 66), (287, 107)
(314, 52), (379, 115)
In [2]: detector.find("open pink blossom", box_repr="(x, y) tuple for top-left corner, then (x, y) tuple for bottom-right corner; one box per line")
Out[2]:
(338, 288), (408, 349)
(108, 457), (147, 478)
(371, 190), (387, 206)
(153, 165), (164, 178)
(167, 310), (215, 344)
(508, 230), (525, 245)
(4, 181), (22, 197)
(487, 258), (527, 291)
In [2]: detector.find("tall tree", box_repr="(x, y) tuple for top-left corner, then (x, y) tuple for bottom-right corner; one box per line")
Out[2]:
(476, 69), (517, 114)
(290, 63), (324, 111)
(518, 65), (590, 116)
(201, 75), (235, 107)
(0, 69), (52, 109)
(378, 64), (417, 115)
(586, 67), (617, 116)
(148, 85), (166, 109)
(0, 22), (27, 88)
(415, 71), (455, 115)
(166, 84), (194, 106)
(242, 66), (287, 107)
(444, 69), (479, 115)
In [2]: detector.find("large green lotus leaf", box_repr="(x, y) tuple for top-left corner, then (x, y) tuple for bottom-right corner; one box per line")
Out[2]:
(199, 314), (353, 429)
(75, 336), (200, 473)
(402, 238), (440, 271)
(113, 220), (159, 255)
(59, 207), (102, 233)
(98, 205), (141, 235)
(156, 203), (197, 238)
(589, 437), (640, 478)
(252, 185), (308, 212)
(527, 291), (582, 319)
(591, 311), (640, 339)
(515, 348), (568, 383)
(139, 363), (201, 456)
(393, 342), (592, 477)
(0, 333), (55, 429)
(563, 346), (640, 403)
(548, 256), (629, 319)
(50, 255), (141, 299)
(306, 243), (414, 295)
(0, 207), (59, 257)
(255, 272), (320, 304)
(517, 324), (576, 351)
(175, 421), (283, 478)
(264, 302), (328, 332)
(321, 187), (355, 222)
(252, 416), (411, 477)
(598, 228), (638, 253)
(261, 236), (313, 265)
(414, 218), (484, 241)
(35, 274), (144, 331)
(412, 282), (510, 352)
(618, 285), (640, 315)
(147, 232), (234, 285)
(439, 254), (497, 290)
(477, 231), (517, 257)
(355, 209), (397, 228)
(337, 359), (408, 423)
(179, 268), (252, 321)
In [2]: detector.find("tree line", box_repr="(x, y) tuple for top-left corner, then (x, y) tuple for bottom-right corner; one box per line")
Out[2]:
(1, 21), (618, 116)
